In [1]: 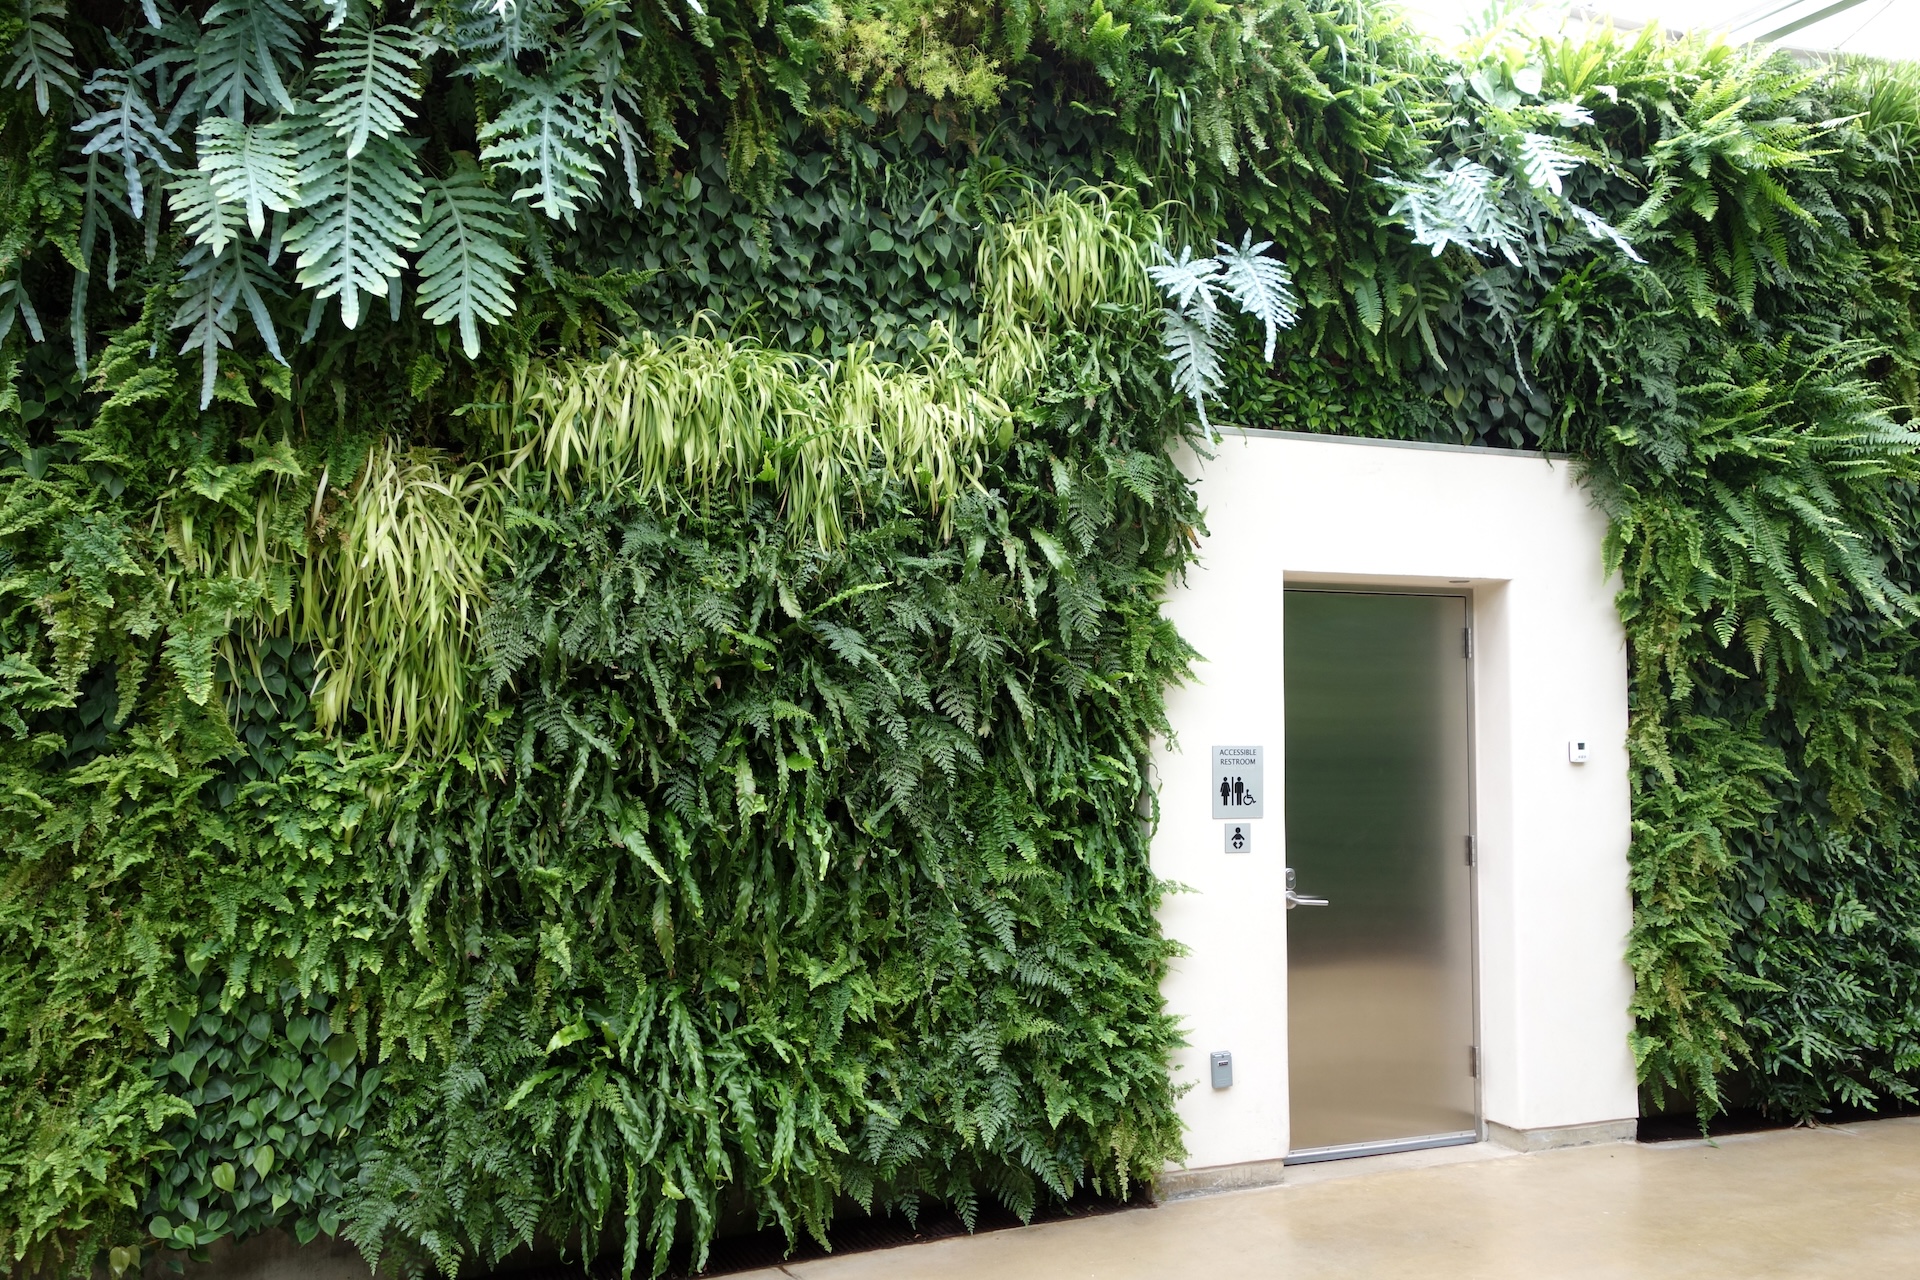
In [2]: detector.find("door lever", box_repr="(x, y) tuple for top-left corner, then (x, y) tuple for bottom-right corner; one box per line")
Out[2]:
(1285, 867), (1329, 910)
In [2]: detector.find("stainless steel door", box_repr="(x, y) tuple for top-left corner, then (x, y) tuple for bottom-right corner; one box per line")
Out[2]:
(1284, 588), (1476, 1160)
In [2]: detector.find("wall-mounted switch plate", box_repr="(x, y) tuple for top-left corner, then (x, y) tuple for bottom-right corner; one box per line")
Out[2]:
(1209, 1050), (1233, 1089)
(1568, 739), (1590, 764)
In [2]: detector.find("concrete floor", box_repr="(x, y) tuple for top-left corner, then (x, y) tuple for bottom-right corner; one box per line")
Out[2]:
(737, 1117), (1920, 1279)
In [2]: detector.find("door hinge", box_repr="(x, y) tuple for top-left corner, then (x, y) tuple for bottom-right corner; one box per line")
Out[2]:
(1465, 833), (1476, 866)
(1469, 1045), (1479, 1078)
(1463, 626), (1473, 659)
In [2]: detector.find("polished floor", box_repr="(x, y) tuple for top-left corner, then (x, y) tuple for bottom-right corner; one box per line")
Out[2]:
(737, 1117), (1920, 1279)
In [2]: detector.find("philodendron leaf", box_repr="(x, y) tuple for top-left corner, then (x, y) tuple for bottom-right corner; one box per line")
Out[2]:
(323, 1031), (357, 1066)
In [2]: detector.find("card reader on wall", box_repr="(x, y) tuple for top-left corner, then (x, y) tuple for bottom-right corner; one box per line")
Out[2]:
(1209, 1050), (1233, 1089)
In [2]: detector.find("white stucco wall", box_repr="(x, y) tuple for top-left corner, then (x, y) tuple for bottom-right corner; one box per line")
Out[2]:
(1153, 429), (1636, 1172)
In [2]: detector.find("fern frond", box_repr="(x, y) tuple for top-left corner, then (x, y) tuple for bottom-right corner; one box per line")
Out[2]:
(1144, 247), (1221, 320)
(1160, 307), (1223, 428)
(0, 267), (44, 346)
(576, 0), (648, 204)
(315, 20), (424, 158)
(1212, 232), (1298, 361)
(452, 0), (556, 64)
(195, 117), (297, 237)
(4, 0), (77, 113)
(193, 0), (306, 118)
(417, 165), (522, 358)
(478, 70), (606, 225)
(166, 170), (245, 255)
(170, 241), (286, 408)
(1518, 131), (1582, 196)
(1567, 202), (1646, 263)
(284, 123), (423, 330)
(1382, 158), (1521, 259)
(74, 70), (181, 220)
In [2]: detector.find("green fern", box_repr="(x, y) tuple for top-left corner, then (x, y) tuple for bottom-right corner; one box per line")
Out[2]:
(416, 165), (522, 358)
(4, 0), (76, 112)
(284, 125), (423, 330)
(193, 0), (306, 118)
(313, 20), (423, 158)
(478, 69), (606, 226)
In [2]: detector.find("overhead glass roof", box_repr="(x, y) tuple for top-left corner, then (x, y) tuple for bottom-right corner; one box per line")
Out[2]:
(1399, 1), (1920, 61)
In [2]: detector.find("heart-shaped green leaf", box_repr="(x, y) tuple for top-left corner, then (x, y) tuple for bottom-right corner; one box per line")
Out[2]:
(323, 1032), (357, 1067)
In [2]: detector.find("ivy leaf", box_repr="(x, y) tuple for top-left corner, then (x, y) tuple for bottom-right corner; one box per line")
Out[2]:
(4, 0), (78, 113)
(416, 164), (522, 358)
(196, 117), (298, 237)
(314, 20), (423, 158)
(323, 1031), (357, 1067)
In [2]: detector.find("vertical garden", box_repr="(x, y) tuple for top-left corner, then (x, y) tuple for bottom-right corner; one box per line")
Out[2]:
(6, 0), (1920, 1276)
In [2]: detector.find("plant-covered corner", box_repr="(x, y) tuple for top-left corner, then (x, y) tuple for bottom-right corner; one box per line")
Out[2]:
(7, 0), (1920, 1276)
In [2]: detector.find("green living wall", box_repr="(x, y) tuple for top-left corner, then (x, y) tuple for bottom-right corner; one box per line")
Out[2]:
(6, 0), (1920, 1276)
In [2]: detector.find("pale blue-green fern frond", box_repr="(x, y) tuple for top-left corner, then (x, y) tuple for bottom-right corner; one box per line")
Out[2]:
(1213, 232), (1297, 361)
(193, 0), (307, 118)
(195, 117), (297, 236)
(314, 20), (423, 158)
(478, 69), (606, 225)
(170, 241), (286, 408)
(417, 164), (522, 358)
(73, 69), (181, 219)
(5, 0), (77, 113)
(284, 119), (422, 329)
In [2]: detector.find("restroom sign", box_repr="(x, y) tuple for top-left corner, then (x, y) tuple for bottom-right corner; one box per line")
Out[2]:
(1211, 745), (1264, 819)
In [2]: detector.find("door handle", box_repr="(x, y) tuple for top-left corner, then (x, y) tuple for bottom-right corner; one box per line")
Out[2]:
(1285, 868), (1329, 909)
